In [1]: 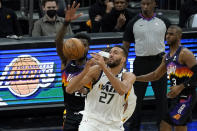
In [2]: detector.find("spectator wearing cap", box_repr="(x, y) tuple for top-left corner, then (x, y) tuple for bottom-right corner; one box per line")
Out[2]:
(101, 0), (135, 32)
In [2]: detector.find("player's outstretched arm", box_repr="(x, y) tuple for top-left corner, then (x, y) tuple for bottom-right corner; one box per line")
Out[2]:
(55, 1), (82, 63)
(136, 56), (167, 82)
(103, 68), (136, 96)
(66, 59), (99, 94)
(122, 41), (130, 52)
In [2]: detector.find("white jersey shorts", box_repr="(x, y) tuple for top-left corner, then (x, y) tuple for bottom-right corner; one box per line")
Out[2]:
(79, 114), (124, 131)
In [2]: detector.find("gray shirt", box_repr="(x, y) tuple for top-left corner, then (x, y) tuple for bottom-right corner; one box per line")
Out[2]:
(123, 13), (171, 56)
(32, 15), (73, 37)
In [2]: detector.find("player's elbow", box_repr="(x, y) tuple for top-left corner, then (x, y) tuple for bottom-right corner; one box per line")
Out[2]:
(119, 92), (125, 96)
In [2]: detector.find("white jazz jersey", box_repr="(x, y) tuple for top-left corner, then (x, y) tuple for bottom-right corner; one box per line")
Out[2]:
(81, 68), (136, 124)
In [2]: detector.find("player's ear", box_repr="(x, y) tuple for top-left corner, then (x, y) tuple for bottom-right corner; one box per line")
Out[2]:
(121, 57), (126, 64)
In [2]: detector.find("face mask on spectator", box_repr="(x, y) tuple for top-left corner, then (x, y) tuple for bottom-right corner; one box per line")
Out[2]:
(47, 10), (57, 18)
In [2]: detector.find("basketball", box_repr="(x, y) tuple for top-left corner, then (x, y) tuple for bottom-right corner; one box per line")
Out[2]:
(63, 38), (85, 60)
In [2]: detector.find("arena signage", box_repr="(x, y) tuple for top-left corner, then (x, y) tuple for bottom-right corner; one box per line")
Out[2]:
(0, 55), (56, 97)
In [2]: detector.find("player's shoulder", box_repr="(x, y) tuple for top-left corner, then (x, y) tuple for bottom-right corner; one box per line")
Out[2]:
(180, 47), (193, 56)
(123, 71), (136, 78)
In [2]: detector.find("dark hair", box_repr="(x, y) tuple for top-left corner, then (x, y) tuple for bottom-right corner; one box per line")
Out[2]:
(114, 45), (128, 58)
(42, 0), (58, 6)
(168, 25), (182, 35)
(73, 33), (91, 46)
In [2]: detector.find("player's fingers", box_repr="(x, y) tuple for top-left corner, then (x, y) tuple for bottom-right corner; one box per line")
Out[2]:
(73, 13), (83, 20)
(90, 53), (100, 58)
(92, 53), (101, 58)
(65, 5), (70, 16)
(71, 1), (76, 8)
(91, 58), (98, 64)
(89, 59), (96, 65)
(90, 53), (96, 58)
(75, 3), (80, 9)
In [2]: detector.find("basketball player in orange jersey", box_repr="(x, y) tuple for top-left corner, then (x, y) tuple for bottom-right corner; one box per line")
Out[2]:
(136, 25), (197, 131)
(55, 1), (91, 131)
(66, 45), (136, 131)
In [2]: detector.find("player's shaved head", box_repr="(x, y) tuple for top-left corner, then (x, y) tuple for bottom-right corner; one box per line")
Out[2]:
(168, 25), (182, 36)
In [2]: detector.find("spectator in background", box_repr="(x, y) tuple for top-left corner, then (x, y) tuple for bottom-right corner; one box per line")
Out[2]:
(179, 0), (197, 28)
(32, 0), (73, 37)
(88, 0), (114, 32)
(101, 0), (135, 32)
(0, 0), (22, 38)
(123, 0), (171, 130)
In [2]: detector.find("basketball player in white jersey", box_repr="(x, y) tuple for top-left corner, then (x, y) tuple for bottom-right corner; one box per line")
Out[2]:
(66, 45), (136, 131)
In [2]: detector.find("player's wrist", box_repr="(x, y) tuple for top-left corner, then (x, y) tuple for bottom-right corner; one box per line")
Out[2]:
(101, 64), (108, 71)
(180, 83), (186, 89)
(83, 66), (90, 74)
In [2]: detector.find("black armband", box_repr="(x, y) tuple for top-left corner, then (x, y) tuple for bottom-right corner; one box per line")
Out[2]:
(183, 64), (197, 88)
(64, 21), (70, 26)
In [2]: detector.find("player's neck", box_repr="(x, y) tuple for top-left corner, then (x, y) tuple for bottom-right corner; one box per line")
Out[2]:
(169, 42), (181, 56)
(141, 12), (155, 19)
(109, 64), (124, 76)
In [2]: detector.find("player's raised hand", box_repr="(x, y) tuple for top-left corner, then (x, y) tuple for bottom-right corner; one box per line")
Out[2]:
(84, 59), (95, 71)
(65, 1), (82, 22)
(90, 53), (106, 68)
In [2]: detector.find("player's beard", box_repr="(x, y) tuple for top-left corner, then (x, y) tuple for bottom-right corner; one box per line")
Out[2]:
(107, 58), (121, 68)
(167, 39), (177, 46)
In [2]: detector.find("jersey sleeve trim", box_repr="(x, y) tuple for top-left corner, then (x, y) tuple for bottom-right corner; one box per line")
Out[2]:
(124, 88), (131, 101)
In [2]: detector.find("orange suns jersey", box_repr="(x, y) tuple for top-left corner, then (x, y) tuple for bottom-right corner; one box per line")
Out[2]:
(165, 46), (194, 96)
(62, 60), (92, 112)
